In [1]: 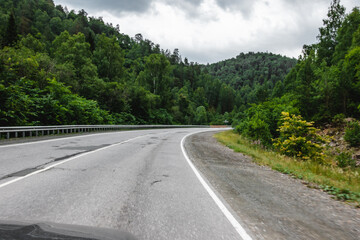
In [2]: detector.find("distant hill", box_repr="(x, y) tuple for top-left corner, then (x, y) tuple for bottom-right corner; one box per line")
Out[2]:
(204, 52), (296, 90)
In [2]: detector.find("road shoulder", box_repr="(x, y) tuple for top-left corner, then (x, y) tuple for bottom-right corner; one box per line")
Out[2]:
(184, 131), (360, 240)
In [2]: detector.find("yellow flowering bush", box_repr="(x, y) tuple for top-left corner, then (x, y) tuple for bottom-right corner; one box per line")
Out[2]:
(273, 112), (329, 162)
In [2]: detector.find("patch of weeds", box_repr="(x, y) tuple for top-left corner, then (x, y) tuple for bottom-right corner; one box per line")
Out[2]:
(344, 121), (360, 147)
(336, 152), (356, 168)
(320, 185), (360, 202)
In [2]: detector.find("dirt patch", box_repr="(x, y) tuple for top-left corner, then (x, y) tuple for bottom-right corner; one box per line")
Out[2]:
(320, 120), (360, 165)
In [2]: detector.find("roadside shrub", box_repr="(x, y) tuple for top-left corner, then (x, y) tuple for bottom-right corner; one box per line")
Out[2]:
(344, 121), (360, 147)
(332, 113), (345, 127)
(336, 152), (356, 168)
(235, 114), (272, 145)
(234, 96), (299, 146)
(273, 112), (329, 162)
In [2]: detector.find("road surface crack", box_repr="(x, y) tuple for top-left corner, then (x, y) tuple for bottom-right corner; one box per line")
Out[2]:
(150, 180), (162, 186)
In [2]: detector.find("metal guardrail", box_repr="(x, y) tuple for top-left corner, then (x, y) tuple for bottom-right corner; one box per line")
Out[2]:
(0, 125), (209, 140)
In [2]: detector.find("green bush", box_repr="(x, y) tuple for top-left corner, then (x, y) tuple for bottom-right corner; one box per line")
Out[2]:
(235, 114), (272, 145)
(332, 113), (345, 126)
(273, 112), (329, 162)
(234, 96), (299, 146)
(336, 152), (356, 168)
(344, 121), (360, 147)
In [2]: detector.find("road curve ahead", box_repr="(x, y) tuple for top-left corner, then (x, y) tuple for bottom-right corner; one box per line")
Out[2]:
(0, 128), (248, 240)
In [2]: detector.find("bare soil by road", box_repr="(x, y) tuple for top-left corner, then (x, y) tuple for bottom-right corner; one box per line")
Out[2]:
(185, 131), (360, 240)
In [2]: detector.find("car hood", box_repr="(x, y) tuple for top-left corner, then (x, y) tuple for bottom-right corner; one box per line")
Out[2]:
(0, 220), (137, 240)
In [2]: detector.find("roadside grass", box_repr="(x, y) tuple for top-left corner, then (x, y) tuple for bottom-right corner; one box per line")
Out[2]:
(214, 130), (360, 206)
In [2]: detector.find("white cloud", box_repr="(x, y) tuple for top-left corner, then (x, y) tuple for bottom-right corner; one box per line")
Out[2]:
(54, 0), (359, 63)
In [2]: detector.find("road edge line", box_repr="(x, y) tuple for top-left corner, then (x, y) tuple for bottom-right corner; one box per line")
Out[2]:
(0, 135), (147, 189)
(180, 131), (253, 240)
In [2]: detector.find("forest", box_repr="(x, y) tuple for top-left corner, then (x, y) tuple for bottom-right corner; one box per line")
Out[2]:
(0, 0), (296, 126)
(232, 0), (360, 148)
(204, 52), (296, 105)
(1, 0), (359, 134)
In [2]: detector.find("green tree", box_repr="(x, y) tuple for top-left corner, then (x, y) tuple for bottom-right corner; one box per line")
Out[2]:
(137, 53), (172, 108)
(19, 34), (45, 52)
(341, 46), (360, 116)
(93, 34), (124, 81)
(4, 10), (17, 46)
(194, 106), (208, 125)
(314, 63), (339, 119)
(294, 52), (317, 119)
(332, 8), (360, 64)
(50, 17), (63, 35)
(218, 83), (235, 114)
(52, 31), (98, 94)
(317, 0), (345, 65)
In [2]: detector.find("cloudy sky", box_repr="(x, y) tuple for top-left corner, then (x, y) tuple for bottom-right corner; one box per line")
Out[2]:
(54, 0), (359, 64)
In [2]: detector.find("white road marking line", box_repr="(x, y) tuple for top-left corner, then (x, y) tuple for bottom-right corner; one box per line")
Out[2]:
(181, 131), (253, 240)
(0, 130), (146, 148)
(0, 135), (147, 189)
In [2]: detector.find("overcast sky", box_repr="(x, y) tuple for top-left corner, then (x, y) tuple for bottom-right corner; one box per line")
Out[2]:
(54, 0), (359, 64)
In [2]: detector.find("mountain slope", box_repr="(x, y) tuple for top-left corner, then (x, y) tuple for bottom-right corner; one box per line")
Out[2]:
(204, 52), (296, 90)
(0, 0), (242, 126)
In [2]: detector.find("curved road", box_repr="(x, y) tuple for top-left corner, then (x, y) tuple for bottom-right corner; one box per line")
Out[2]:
(0, 128), (247, 239)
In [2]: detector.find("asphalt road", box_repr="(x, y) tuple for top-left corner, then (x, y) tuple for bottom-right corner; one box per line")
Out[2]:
(0, 128), (247, 240)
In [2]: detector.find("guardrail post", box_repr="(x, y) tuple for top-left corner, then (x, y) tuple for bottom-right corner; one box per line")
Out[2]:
(30, 131), (32, 137)
(15, 132), (18, 138)
(7, 132), (10, 139)
(23, 132), (25, 138)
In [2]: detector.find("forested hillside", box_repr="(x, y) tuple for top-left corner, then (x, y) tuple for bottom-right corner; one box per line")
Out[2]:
(204, 52), (296, 104)
(0, 0), (238, 126)
(1, 0), (359, 133)
(233, 0), (360, 147)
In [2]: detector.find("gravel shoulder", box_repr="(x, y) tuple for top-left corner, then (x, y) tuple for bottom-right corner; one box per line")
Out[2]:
(184, 131), (360, 240)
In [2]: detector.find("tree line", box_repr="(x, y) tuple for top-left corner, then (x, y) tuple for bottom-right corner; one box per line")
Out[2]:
(2, 0), (353, 132)
(204, 52), (296, 105)
(232, 0), (360, 147)
(0, 0), (247, 126)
